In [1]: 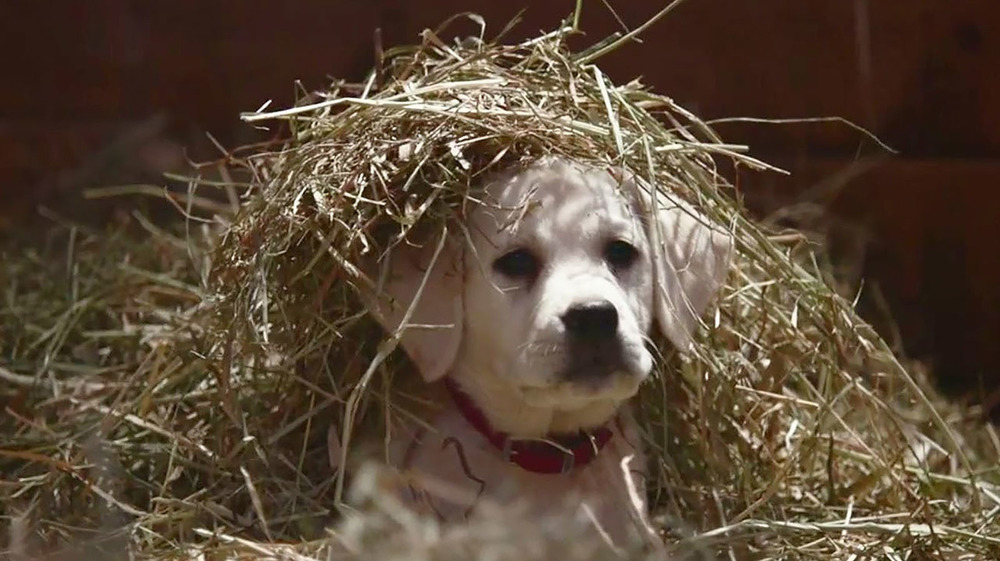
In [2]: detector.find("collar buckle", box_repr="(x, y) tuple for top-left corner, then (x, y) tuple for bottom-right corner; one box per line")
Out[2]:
(560, 452), (575, 474)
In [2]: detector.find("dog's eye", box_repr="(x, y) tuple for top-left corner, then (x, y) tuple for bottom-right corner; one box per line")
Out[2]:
(493, 248), (540, 280)
(604, 240), (639, 271)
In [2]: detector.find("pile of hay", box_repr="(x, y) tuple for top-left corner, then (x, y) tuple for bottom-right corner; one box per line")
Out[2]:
(3, 9), (999, 561)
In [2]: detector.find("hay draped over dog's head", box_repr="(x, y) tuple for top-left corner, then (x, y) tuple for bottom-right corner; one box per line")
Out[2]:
(3, 13), (999, 561)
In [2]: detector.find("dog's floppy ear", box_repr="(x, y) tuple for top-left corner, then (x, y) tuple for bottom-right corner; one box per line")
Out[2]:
(624, 173), (732, 353)
(363, 230), (464, 382)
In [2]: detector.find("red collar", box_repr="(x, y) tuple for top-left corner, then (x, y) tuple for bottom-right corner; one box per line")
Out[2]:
(443, 377), (614, 475)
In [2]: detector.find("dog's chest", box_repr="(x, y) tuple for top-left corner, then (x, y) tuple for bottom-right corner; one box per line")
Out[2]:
(391, 407), (653, 545)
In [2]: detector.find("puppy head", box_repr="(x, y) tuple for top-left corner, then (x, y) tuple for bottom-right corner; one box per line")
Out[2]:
(460, 159), (656, 409)
(365, 158), (731, 416)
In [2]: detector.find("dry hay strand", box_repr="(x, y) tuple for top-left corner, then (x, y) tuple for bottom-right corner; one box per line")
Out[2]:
(3, 9), (1000, 561)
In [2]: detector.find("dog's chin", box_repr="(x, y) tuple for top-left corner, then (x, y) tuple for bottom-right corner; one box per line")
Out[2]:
(520, 372), (643, 410)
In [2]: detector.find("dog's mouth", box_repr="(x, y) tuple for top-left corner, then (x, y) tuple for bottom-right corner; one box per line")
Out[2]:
(561, 338), (644, 384)
(520, 374), (641, 409)
(514, 334), (650, 405)
(517, 345), (645, 404)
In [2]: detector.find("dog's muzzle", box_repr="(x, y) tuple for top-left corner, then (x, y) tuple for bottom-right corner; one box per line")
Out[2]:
(560, 300), (630, 383)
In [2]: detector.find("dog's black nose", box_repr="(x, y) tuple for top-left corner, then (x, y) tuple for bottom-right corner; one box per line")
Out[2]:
(561, 301), (619, 339)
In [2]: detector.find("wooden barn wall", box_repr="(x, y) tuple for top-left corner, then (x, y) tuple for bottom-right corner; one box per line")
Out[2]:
(1, 0), (998, 404)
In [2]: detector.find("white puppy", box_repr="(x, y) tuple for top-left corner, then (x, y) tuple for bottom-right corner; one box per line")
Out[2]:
(352, 157), (731, 547)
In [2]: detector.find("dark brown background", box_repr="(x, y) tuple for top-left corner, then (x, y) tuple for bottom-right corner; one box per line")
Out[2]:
(1, 1), (998, 409)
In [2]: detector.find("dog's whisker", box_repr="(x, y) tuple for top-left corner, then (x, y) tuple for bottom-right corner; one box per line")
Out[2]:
(517, 340), (565, 359)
